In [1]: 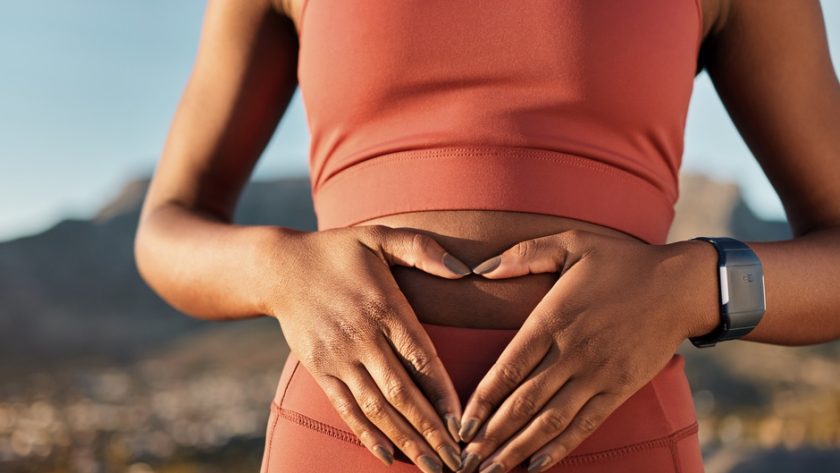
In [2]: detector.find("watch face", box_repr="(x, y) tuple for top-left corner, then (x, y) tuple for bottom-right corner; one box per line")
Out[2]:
(725, 264), (765, 313)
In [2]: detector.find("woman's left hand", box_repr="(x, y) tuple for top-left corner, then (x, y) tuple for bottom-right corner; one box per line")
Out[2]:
(456, 229), (719, 473)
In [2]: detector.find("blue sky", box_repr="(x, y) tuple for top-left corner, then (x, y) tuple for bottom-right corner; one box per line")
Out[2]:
(0, 1), (838, 242)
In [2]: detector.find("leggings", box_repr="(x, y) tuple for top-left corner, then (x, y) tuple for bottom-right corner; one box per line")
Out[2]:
(260, 322), (705, 472)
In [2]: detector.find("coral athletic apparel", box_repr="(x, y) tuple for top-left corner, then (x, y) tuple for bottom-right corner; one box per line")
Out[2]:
(301, 0), (703, 245)
(262, 0), (706, 471)
(261, 324), (703, 473)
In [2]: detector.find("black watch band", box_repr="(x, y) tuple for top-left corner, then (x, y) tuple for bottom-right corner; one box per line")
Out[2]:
(689, 237), (766, 348)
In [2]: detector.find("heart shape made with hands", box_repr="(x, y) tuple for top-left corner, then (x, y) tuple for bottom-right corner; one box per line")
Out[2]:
(440, 230), (705, 473)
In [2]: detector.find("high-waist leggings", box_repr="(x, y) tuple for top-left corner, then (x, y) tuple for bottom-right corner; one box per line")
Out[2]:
(260, 322), (705, 472)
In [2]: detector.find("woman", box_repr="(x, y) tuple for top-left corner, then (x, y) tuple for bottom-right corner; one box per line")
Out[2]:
(134, 0), (840, 472)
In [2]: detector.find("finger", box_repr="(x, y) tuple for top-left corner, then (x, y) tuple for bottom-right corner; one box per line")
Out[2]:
(362, 225), (472, 277)
(476, 380), (604, 473)
(363, 335), (463, 471)
(380, 290), (464, 443)
(343, 366), (447, 473)
(471, 229), (589, 278)
(459, 322), (551, 443)
(526, 393), (621, 472)
(317, 375), (396, 466)
(459, 349), (568, 470)
(461, 255), (591, 445)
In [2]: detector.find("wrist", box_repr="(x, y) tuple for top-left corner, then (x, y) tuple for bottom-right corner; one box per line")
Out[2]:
(247, 225), (310, 320)
(663, 239), (722, 340)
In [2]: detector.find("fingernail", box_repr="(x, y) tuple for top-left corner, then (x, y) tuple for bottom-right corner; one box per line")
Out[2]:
(459, 417), (480, 443)
(440, 444), (462, 471)
(460, 452), (482, 473)
(528, 454), (551, 472)
(372, 444), (394, 465)
(472, 256), (501, 275)
(479, 463), (504, 473)
(443, 252), (472, 276)
(417, 454), (443, 473)
(445, 414), (461, 442)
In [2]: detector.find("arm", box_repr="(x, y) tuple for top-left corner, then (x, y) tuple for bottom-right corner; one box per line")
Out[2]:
(455, 3), (840, 471)
(134, 0), (300, 320)
(692, 0), (840, 345)
(133, 3), (468, 469)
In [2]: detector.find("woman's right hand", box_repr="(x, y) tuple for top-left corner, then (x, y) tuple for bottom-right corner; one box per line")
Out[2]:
(261, 224), (471, 473)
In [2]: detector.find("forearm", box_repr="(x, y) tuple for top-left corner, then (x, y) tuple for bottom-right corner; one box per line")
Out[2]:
(134, 202), (303, 321)
(680, 225), (840, 346)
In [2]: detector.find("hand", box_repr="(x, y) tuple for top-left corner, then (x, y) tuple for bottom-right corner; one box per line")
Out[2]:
(263, 224), (473, 473)
(456, 229), (719, 473)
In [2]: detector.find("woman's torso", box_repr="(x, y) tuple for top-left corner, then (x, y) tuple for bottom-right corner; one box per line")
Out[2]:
(275, 0), (723, 329)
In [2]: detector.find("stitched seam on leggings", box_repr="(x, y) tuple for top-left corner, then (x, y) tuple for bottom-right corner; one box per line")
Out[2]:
(278, 359), (301, 407)
(274, 403), (364, 447)
(649, 363), (680, 433)
(669, 440), (683, 473)
(263, 409), (281, 473)
(557, 422), (698, 466)
(650, 356), (689, 472)
(264, 360), (301, 471)
(273, 402), (699, 464)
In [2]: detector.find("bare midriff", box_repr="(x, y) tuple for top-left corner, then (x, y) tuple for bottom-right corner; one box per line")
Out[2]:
(352, 210), (646, 330)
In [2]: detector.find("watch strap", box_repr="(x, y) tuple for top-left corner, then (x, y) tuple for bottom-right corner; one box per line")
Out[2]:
(689, 236), (766, 348)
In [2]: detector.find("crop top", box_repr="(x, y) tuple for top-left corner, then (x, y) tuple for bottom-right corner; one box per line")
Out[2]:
(296, 0), (703, 245)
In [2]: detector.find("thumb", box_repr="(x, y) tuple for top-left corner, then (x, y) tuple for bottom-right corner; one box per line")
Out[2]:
(472, 230), (588, 278)
(365, 225), (473, 278)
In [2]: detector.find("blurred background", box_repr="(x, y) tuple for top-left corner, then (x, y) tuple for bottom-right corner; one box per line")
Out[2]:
(1, 1), (839, 472)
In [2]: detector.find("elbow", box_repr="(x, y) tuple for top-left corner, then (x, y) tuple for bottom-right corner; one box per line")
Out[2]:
(133, 218), (156, 296)
(133, 210), (205, 321)
(133, 214), (169, 310)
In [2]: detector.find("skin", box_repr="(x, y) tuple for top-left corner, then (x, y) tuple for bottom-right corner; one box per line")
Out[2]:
(134, 0), (840, 472)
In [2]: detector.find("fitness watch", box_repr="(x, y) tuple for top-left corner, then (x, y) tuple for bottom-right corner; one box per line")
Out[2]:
(689, 236), (766, 348)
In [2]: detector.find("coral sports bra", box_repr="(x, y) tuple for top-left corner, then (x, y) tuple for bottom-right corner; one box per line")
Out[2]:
(297, 0), (704, 245)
